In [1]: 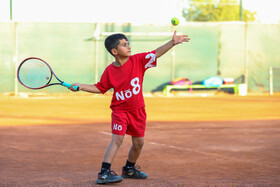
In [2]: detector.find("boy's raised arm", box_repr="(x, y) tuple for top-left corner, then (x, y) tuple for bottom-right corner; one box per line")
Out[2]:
(155, 30), (190, 59)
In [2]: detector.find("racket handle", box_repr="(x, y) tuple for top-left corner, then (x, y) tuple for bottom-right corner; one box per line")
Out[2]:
(62, 82), (79, 91)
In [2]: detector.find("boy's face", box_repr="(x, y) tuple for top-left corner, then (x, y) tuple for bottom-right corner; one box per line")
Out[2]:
(113, 39), (131, 57)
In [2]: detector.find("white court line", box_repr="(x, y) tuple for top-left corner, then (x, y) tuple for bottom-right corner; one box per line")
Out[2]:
(147, 141), (227, 158)
(146, 141), (280, 170)
(100, 131), (112, 136)
(98, 131), (279, 170)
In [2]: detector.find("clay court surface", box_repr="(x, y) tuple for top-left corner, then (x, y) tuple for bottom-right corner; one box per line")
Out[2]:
(0, 94), (280, 186)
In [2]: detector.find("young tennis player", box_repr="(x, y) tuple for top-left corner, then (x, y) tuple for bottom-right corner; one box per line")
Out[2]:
(70, 30), (190, 184)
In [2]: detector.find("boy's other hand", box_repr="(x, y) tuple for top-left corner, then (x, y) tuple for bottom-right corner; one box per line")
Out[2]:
(172, 30), (190, 45)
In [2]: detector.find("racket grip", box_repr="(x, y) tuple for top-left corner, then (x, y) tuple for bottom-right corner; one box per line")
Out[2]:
(62, 82), (79, 91)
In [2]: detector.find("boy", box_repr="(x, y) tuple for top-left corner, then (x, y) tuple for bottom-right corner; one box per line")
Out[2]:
(70, 30), (190, 184)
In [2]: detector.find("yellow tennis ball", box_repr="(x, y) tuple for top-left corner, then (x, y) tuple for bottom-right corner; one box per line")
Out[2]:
(171, 17), (179, 26)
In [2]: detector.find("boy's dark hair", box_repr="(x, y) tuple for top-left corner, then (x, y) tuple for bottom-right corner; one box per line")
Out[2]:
(104, 33), (128, 56)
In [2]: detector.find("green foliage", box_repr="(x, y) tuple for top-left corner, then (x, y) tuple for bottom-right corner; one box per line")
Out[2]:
(183, 0), (256, 22)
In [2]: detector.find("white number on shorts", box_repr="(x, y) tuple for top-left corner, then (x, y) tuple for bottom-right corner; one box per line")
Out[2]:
(113, 124), (122, 131)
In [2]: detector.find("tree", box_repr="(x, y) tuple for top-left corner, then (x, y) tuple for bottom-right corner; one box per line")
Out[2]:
(183, 0), (256, 22)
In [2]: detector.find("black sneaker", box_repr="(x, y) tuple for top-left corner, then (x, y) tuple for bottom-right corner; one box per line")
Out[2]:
(121, 166), (148, 179)
(96, 169), (123, 184)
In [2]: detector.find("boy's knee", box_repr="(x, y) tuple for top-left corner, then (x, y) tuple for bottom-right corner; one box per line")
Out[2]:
(112, 135), (124, 147)
(133, 138), (144, 150)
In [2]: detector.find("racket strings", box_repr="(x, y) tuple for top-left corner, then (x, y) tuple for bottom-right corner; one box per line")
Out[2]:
(18, 59), (52, 89)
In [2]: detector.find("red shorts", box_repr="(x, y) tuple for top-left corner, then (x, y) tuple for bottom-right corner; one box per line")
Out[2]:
(111, 107), (147, 137)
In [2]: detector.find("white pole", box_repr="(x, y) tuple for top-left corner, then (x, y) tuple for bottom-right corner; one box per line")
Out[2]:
(269, 66), (273, 95)
(14, 22), (18, 96)
(244, 22), (249, 90)
(93, 23), (101, 83)
(94, 40), (99, 83)
(171, 25), (175, 80)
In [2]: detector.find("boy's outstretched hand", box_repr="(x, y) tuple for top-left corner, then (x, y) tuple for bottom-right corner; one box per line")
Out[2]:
(155, 30), (190, 58)
(172, 30), (190, 45)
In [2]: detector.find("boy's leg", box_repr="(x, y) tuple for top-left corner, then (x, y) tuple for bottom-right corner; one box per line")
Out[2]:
(96, 134), (124, 184)
(128, 136), (144, 163)
(103, 134), (124, 164)
(121, 136), (148, 179)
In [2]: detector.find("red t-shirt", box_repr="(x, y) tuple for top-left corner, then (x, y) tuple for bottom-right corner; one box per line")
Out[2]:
(95, 50), (157, 112)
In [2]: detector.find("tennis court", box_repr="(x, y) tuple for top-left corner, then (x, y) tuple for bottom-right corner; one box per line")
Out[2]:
(1, 94), (280, 186)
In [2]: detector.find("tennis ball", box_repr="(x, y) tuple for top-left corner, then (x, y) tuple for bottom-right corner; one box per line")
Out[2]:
(171, 17), (179, 26)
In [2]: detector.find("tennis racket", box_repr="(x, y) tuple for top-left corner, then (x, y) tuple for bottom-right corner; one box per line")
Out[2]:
(17, 57), (79, 91)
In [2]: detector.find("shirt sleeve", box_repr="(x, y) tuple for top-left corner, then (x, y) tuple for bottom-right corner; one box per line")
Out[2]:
(142, 50), (157, 71)
(94, 67), (112, 94)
